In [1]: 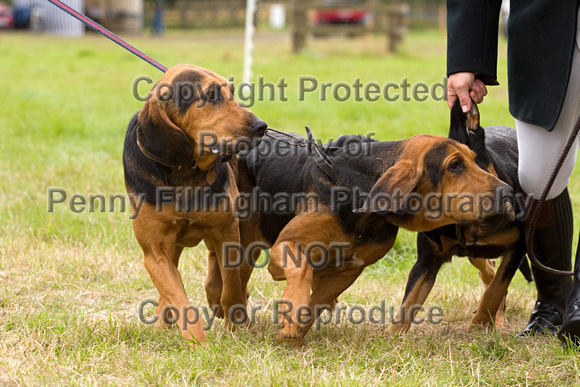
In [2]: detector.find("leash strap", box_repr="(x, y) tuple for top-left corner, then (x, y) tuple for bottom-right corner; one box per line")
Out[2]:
(48, 0), (168, 72)
(264, 128), (308, 147)
(524, 113), (580, 276)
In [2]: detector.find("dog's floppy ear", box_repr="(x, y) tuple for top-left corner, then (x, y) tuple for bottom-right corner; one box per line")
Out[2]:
(356, 159), (423, 213)
(449, 99), (470, 144)
(136, 93), (195, 167)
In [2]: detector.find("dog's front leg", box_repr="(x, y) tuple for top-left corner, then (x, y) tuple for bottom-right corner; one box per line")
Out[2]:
(154, 245), (184, 329)
(133, 203), (207, 346)
(142, 246), (207, 345)
(389, 233), (448, 334)
(469, 257), (505, 327)
(206, 221), (247, 327)
(471, 245), (525, 329)
(271, 240), (313, 347)
(238, 213), (265, 308)
(302, 265), (366, 340)
(205, 250), (224, 319)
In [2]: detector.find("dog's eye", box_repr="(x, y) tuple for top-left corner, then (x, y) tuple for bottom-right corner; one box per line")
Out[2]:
(205, 90), (216, 101)
(447, 160), (464, 173)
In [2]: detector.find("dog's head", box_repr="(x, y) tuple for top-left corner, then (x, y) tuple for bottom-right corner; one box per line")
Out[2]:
(445, 99), (520, 239)
(357, 134), (515, 232)
(136, 64), (267, 170)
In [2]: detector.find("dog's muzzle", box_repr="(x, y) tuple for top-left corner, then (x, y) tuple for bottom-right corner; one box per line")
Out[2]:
(218, 119), (268, 155)
(479, 184), (516, 226)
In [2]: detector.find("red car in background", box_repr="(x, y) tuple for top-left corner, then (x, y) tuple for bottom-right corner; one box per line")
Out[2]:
(312, 0), (369, 37)
(0, 3), (14, 29)
(314, 9), (367, 26)
(313, 0), (368, 26)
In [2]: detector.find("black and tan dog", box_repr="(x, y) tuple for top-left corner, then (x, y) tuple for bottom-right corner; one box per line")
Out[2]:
(388, 101), (531, 334)
(123, 64), (267, 345)
(237, 127), (516, 346)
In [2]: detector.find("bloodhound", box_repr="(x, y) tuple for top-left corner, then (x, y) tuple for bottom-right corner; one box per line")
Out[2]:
(389, 101), (532, 334)
(236, 126), (516, 346)
(123, 64), (267, 345)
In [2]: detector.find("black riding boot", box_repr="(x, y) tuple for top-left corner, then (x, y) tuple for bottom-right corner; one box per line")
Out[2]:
(517, 188), (573, 337)
(558, 238), (580, 344)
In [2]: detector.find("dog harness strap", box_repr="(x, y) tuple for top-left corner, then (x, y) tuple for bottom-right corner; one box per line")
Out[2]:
(264, 127), (337, 183)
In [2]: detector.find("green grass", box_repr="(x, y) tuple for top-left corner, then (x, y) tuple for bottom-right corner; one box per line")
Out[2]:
(1, 29), (580, 385)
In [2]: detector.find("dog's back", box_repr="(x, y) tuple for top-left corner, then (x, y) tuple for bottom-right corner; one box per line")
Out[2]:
(238, 132), (383, 245)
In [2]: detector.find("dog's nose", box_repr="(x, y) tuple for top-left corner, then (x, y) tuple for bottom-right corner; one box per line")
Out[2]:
(251, 119), (268, 135)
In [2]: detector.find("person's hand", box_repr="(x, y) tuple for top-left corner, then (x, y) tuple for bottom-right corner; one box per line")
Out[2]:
(446, 72), (488, 112)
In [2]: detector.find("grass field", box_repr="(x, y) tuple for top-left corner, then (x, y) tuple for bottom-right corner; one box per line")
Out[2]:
(1, 29), (580, 385)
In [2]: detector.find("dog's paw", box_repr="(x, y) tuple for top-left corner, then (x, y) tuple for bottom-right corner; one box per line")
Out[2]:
(494, 312), (505, 328)
(182, 329), (208, 348)
(214, 305), (225, 319)
(470, 314), (495, 330)
(277, 321), (305, 347)
(386, 323), (411, 335)
(154, 318), (175, 330)
(277, 333), (305, 348)
(278, 321), (301, 338)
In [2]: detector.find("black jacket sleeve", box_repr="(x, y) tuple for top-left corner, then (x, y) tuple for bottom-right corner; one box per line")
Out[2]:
(446, 0), (503, 86)
(447, 0), (578, 131)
